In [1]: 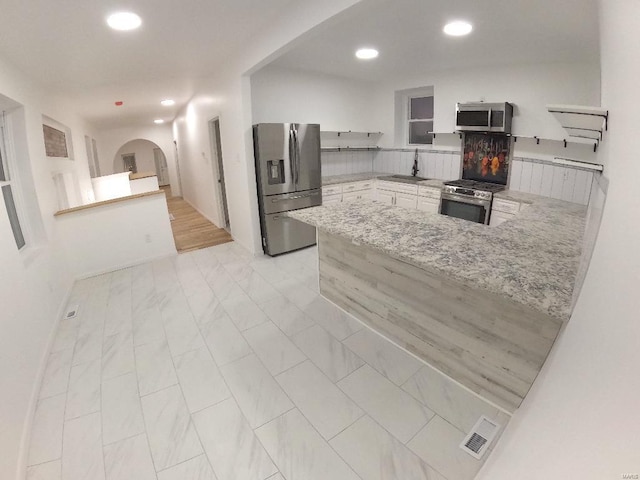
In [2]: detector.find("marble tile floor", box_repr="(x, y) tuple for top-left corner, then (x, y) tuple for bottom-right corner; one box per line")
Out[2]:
(27, 241), (512, 480)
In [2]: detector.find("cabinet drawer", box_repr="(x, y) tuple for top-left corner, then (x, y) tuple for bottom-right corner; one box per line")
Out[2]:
(376, 181), (418, 195)
(418, 186), (442, 199)
(322, 193), (342, 205)
(342, 181), (373, 193)
(492, 198), (520, 214)
(322, 185), (342, 196)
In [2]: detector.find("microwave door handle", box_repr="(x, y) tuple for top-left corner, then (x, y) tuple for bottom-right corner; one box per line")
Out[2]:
(487, 108), (492, 128)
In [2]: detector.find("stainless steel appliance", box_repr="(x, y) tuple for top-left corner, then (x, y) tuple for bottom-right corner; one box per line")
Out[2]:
(253, 123), (321, 256)
(456, 102), (513, 134)
(440, 179), (506, 224)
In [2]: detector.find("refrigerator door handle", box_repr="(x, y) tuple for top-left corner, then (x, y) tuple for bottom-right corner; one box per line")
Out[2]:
(292, 125), (300, 186)
(288, 128), (295, 184)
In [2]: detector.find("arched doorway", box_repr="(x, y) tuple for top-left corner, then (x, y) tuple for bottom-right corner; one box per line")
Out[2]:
(113, 139), (170, 186)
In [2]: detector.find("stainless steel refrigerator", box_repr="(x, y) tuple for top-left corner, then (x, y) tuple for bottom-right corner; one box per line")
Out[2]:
(253, 123), (322, 256)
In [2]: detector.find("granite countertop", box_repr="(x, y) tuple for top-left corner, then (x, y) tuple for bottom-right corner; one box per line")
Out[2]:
(322, 172), (388, 185)
(288, 193), (587, 321)
(323, 172), (445, 189)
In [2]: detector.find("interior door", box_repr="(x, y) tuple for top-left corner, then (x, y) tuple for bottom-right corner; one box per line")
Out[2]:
(122, 153), (137, 173)
(294, 124), (321, 192)
(153, 148), (170, 186)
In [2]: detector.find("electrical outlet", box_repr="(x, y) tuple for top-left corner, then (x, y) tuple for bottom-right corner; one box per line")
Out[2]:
(145, 234), (152, 243)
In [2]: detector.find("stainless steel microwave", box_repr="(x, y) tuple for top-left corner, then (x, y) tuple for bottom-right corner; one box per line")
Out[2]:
(456, 102), (513, 134)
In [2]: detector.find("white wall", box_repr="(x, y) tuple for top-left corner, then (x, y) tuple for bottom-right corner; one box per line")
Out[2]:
(251, 65), (379, 131)
(113, 139), (160, 174)
(95, 124), (177, 194)
(0, 56), (97, 480)
(477, 1), (640, 478)
(55, 194), (176, 279)
(373, 62), (601, 160)
(172, 0), (366, 253)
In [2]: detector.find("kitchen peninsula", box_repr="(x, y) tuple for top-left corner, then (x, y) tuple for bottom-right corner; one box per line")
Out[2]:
(289, 194), (586, 412)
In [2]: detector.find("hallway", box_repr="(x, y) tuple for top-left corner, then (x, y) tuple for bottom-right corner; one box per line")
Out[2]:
(163, 187), (232, 253)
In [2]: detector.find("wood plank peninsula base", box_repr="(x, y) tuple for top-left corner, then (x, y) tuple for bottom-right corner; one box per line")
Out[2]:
(318, 231), (563, 413)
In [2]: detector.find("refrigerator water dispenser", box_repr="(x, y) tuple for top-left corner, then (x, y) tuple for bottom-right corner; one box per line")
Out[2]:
(267, 159), (285, 185)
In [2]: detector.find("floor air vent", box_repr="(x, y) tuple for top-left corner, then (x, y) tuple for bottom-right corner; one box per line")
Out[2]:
(459, 415), (500, 460)
(64, 305), (80, 320)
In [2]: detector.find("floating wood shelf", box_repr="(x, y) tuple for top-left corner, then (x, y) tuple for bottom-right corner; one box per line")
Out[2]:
(321, 130), (383, 138)
(547, 104), (608, 151)
(321, 146), (381, 152)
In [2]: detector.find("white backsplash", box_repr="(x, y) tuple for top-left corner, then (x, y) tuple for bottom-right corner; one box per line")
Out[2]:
(373, 149), (461, 181)
(323, 149), (593, 206)
(321, 150), (374, 177)
(510, 157), (593, 205)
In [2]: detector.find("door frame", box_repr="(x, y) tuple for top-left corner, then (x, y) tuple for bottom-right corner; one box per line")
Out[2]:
(208, 117), (230, 231)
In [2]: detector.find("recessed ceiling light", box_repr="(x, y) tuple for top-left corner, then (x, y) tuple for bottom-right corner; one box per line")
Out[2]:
(160, 99), (175, 106)
(154, 119), (165, 124)
(355, 48), (379, 60)
(443, 21), (473, 36)
(107, 12), (142, 31)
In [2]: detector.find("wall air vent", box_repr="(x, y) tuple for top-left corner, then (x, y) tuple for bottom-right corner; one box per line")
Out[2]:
(64, 305), (80, 320)
(459, 415), (500, 459)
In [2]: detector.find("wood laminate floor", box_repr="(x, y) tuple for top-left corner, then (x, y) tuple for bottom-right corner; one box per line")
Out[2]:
(163, 186), (233, 253)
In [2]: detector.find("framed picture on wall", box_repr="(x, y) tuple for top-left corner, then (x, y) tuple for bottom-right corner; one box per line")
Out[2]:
(42, 115), (74, 160)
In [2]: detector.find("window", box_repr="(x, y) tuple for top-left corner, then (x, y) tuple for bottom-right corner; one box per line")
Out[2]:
(408, 95), (434, 145)
(0, 112), (26, 249)
(394, 86), (434, 147)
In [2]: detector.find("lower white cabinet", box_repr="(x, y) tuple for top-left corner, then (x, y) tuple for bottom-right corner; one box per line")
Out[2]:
(375, 189), (395, 205)
(395, 192), (418, 209)
(489, 210), (514, 226)
(323, 180), (373, 205)
(417, 196), (440, 213)
(490, 197), (522, 226)
(323, 193), (342, 205)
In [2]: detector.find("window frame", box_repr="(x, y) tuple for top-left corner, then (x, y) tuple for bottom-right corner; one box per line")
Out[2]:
(0, 111), (28, 251)
(394, 86), (435, 148)
(407, 94), (434, 146)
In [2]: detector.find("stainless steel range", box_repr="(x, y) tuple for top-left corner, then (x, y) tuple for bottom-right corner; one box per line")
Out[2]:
(440, 179), (506, 225)
(439, 129), (513, 225)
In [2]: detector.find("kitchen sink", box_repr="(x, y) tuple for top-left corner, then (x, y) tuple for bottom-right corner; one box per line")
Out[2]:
(378, 174), (430, 184)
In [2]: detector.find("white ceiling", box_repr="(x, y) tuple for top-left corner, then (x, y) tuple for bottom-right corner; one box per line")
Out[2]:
(271, 0), (600, 82)
(0, 0), (600, 129)
(0, 0), (295, 129)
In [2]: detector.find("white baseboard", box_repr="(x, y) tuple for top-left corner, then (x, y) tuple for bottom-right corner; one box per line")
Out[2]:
(73, 251), (178, 281)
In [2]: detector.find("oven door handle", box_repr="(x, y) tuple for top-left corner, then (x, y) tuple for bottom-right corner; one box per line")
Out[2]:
(441, 193), (490, 206)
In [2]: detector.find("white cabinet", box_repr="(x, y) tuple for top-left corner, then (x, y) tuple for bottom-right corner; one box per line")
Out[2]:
(490, 198), (521, 226)
(396, 192), (418, 209)
(416, 185), (441, 214)
(417, 196), (440, 213)
(322, 180), (373, 205)
(375, 189), (395, 205)
(489, 210), (514, 227)
(323, 194), (342, 205)
(375, 181), (418, 209)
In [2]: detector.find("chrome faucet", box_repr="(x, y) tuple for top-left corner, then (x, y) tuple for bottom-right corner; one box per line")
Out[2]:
(411, 148), (419, 177)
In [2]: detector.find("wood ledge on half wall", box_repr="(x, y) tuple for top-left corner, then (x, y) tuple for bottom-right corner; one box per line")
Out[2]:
(54, 189), (164, 217)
